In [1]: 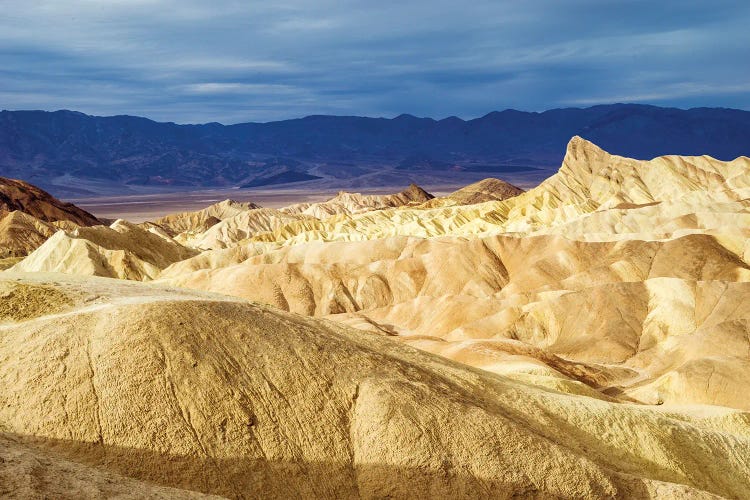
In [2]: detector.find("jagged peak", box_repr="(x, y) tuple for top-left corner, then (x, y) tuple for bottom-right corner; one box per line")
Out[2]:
(564, 136), (609, 159)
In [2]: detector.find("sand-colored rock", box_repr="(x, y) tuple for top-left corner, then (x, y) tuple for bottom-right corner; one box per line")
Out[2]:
(280, 183), (433, 219)
(183, 207), (314, 250)
(151, 138), (750, 413)
(12, 219), (197, 280)
(0, 211), (59, 258)
(0, 433), (218, 499)
(159, 230), (750, 410)
(237, 137), (749, 247)
(0, 178), (104, 259)
(3, 138), (750, 497)
(0, 273), (747, 499)
(152, 199), (261, 235)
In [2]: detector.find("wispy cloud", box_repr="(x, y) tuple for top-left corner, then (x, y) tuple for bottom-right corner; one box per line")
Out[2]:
(0, 0), (748, 123)
(566, 83), (750, 106)
(179, 83), (299, 95)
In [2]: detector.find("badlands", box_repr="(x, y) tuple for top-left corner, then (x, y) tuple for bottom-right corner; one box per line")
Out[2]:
(1, 136), (750, 498)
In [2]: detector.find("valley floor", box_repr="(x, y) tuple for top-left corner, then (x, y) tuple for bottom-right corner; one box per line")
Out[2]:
(68, 185), (464, 222)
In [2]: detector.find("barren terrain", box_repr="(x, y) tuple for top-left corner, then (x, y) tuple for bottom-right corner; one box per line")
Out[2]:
(1, 137), (749, 498)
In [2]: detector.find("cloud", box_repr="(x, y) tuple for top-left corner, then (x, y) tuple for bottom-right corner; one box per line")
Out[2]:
(565, 83), (750, 106)
(0, 0), (748, 123)
(179, 83), (299, 95)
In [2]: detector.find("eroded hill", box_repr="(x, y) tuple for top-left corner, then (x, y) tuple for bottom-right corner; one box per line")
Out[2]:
(2, 138), (750, 498)
(0, 273), (747, 498)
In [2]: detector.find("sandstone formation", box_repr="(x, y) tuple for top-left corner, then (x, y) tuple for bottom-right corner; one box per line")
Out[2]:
(12, 219), (197, 280)
(0, 273), (747, 498)
(0, 210), (58, 258)
(280, 183), (433, 219)
(152, 138), (750, 412)
(152, 199), (261, 235)
(3, 138), (750, 498)
(180, 208), (313, 250)
(0, 177), (104, 262)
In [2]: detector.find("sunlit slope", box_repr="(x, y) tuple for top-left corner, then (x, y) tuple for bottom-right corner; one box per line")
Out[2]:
(280, 183), (433, 218)
(0, 273), (748, 498)
(152, 199), (261, 235)
(0, 176), (101, 227)
(0, 176), (104, 263)
(12, 219), (197, 280)
(7, 137), (750, 414)
(245, 137), (749, 245)
(159, 229), (750, 409)
(182, 207), (314, 250)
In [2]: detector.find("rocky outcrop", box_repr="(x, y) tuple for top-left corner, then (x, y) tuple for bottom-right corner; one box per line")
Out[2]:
(0, 176), (100, 226)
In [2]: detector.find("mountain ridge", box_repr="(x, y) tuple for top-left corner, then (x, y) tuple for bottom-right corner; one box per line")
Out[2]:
(1, 104), (749, 194)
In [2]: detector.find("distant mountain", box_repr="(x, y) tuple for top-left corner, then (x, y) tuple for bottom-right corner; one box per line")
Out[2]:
(0, 104), (748, 193)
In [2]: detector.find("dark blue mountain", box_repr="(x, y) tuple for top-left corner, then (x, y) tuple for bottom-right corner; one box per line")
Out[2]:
(0, 104), (748, 191)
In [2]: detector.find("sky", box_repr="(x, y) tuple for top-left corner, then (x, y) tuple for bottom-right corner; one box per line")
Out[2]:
(1, 0), (749, 124)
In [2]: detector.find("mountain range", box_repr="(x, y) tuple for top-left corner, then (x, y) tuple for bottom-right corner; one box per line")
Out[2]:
(1, 104), (749, 195)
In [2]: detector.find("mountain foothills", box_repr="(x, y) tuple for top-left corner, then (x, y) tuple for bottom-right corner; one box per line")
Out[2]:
(1, 104), (749, 194)
(2, 137), (750, 498)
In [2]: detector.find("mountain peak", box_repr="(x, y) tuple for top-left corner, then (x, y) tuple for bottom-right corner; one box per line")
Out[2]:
(562, 136), (610, 169)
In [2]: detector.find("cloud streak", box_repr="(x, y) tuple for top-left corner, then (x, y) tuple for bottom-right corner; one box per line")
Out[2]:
(0, 0), (748, 123)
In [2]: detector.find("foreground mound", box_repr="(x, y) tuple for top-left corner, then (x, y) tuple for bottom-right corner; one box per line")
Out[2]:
(0, 273), (748, 498)
(0, 433), (216, 499)
(160, 230), (750, 410)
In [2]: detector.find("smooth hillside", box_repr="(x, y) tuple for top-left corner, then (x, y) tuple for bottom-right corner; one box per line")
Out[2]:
(0, 273), (747, 499)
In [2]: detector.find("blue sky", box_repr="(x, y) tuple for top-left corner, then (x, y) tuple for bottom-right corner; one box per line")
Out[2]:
(1, 0), (748, 123)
